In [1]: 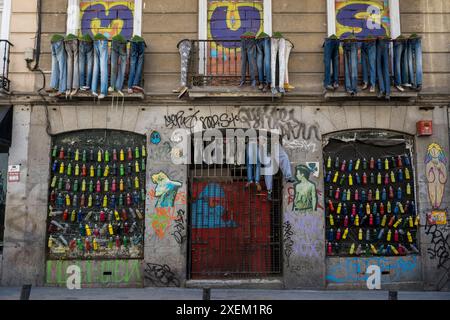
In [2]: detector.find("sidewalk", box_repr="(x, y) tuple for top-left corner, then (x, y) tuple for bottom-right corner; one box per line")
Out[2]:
(0, 287), (449, 300)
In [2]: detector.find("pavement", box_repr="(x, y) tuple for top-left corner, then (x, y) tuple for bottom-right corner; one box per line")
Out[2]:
(0, 287), (449, 300)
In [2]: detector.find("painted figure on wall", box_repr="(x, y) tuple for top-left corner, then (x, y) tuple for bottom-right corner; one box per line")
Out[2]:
(80, 1), (135, 40)
(425, 143), (448, 209)
(293, 165), (318, 211)
(151, 172), (182, 208)
(335, 0), (391, 40)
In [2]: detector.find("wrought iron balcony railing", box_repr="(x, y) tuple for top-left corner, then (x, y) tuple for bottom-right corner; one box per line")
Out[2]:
(0, 40), (13, 93)
(188, 39), (250, 87)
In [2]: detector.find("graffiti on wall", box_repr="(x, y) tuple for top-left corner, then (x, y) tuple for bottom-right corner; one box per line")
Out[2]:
(46, 260), (142, 286)
(293, 165), (318, 212)
(149, 172), (183, 239)
(80, 1), (134, 40)
(238, 107), (320, 141)
(335, 0), (391, 39)
(292, 214), (322, 258)
(144, 263), (180, 287)
(164, 110), (239, 130)
(192, 183), (237, 228)
(171, 209), (187, 244)
(425, 143), (448, 209)
(283, 221), (294, 267)
(326, 256), (420, 283)
(424, 221), (450, 289)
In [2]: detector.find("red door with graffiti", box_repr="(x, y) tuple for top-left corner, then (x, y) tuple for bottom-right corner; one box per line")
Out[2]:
(189, 177), (281, 279)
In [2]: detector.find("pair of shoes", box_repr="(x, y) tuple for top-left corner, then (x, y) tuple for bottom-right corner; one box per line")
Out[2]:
(69, 89), (78, 97)
(267, 191), (272, 201)
(98, 94), (106, 99)
(395, 85), (405, 92)
(362, 83), (368, 90)
(117, 90), (124, 97)
(80, 86), (90, 91)
(369, 86), (375, 93)
(325, 85), (334, 91)
(108, 86), (114, 93)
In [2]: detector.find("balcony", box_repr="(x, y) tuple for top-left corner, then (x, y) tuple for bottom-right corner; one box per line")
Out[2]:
(0, 40), (13, 94)
(187, 40), (282, 99)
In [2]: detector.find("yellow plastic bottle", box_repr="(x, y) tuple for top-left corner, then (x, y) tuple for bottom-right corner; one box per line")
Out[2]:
(337, 203), (342, 214)
(349, 243), (355, 255)
(108, 223), (114, 235)
(387, 229), (392, 242)
(342, 228), (349, 240)
(358, 228), (363, 241)
(329, 215), (334, 226)
(333, 172), (339, 183)
(85, 224), (91, 236)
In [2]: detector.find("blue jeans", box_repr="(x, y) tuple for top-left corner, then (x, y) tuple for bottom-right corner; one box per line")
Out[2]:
(50, 40), (67, 93)
(256, 37), (271, 85)
(247, 142), (260, 183)
(376, 39), (391, 95)
(240, 38), (257, 84)
(263, 146), (292, 191)
(343, 41), (358, 93)
(361, 41), (376, 87)
(323, 38), (340, 87)
(128, 41), (145, 88)
(79, 41), (93, 89)
(407, 38), (423, 88)
(92, 40), (109, 96)
(110, 40), (127, 91)
(393, 40), (408, 86)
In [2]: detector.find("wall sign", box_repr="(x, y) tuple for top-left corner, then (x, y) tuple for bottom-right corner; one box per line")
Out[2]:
(7, 165), (20, 182)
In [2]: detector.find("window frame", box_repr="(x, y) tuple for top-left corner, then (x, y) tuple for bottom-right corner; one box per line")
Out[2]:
(326, 0), (401, 39)
(198, 0), (272, 41)
(66, 0), (143, 36)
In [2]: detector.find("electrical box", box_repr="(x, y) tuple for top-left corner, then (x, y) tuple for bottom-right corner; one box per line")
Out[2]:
(24, 48), (35, 62)
(416, 120), (433, 136)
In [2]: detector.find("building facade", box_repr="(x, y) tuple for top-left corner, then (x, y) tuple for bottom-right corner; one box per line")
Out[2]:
(0, 0), (449, 290)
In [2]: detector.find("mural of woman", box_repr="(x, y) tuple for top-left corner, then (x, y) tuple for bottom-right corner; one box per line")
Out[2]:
(424, 143), (448, 209)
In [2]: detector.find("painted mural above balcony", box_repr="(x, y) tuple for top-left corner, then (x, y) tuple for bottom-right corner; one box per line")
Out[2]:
(335, 0), (391, 39)
(208, 0), (264, 48)
(80, 1), (134, 40)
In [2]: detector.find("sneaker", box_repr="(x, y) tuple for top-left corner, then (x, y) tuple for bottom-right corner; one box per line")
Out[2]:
(172, 86), (184, 93)
(262, 84), (268, 93)
(395, 85), (404, 92)
(127, 88), (134, 94)
(258, 83), (264, 90)
(271, 87), (278, 95)
(98, 94), (106, 99)
(255, 182), (262, 192)
(369, 86), (375, 93)
(92, 91), (99, 97)
(325, 85), (334, 91)
(70, 88), (78, 97)
(284, 83), (295, 91)
(132, 85), (144, 93)
(239, 81), (245, 87)
(80, 86), (90, 91)
(117, 90), (124, 97)
(362, 83), (368, 90)
(278, 87), (286, 94)
(267, 191), (272, 201)
(251, 80), (257, 87)
(402, 83), (412, 87)
(108, 86), (114, 93)
(333, 83), (339, 89)
(177, 87), (188, 99)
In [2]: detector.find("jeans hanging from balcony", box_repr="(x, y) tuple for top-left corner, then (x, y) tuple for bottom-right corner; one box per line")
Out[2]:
(343, 41), (358, 94)
(50, 40), (67, 93)
(128, 41), (145, 89)
(78, 41), (93, 89)
(91, 39), (109, 96)
(284, 40), (293, 87)
(361, 41), (377, 88)
(407, 38), (423, 89)
(376, 39), (391, 96)
(256, 37), (271, 85)
(246, 141), (261, 184)
(65, 39), (80, 91)
(240, 38), (257, 86)
(323, 38), (340, 87)
(271, 37), (286, 93)
(261, 145), (292, 192)
(178, 39), (192, 88)
(110, 40), (128, 91)
(393, 39), (410, 86)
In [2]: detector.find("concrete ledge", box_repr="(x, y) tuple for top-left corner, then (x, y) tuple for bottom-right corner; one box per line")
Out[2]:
(48, 91), (145, 101)
(324, 90), (418, 101)
(185, 278), (284, 289)
(187, 86), (282, 99)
